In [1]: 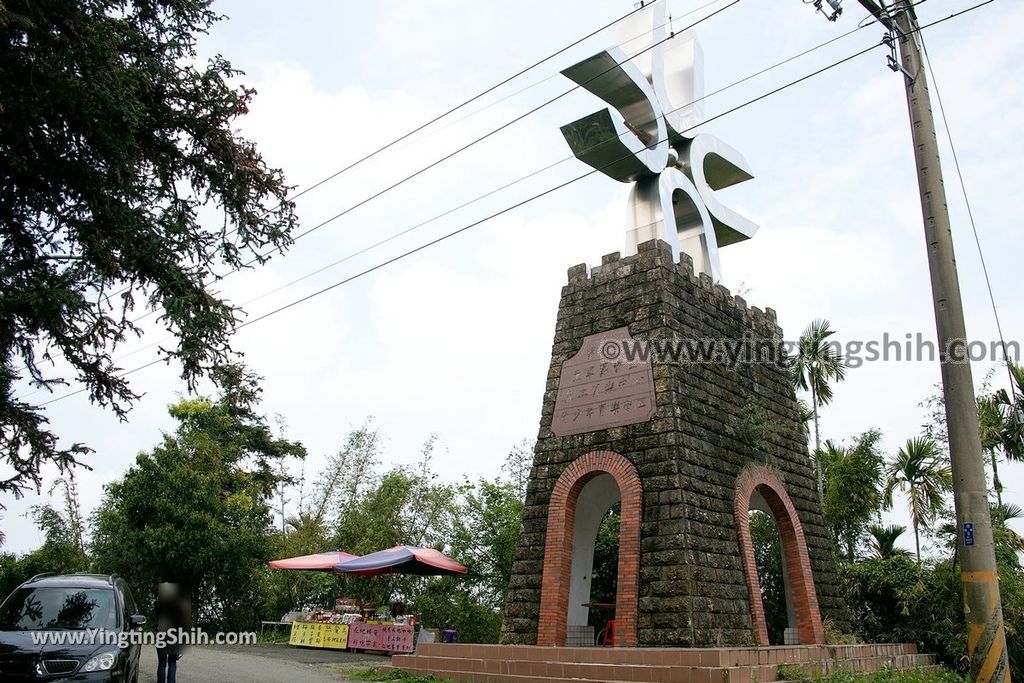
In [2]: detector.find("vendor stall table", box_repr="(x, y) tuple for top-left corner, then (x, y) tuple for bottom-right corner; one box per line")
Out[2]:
(287, 621), (414, 654)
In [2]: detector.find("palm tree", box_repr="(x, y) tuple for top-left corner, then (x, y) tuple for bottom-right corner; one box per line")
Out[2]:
(978, 395), (1007, 506)
(791, 318), (846, 500)
(797, 399), (814, 436)
(867, 524), (912, 560)
(978, 362), (1024, 506)
(285, 511), (325, 536)
(994, 361), (1024, 462)
(884, 437), (953, 563)
(818, 433), (884, 561)
(992, 502), (1024, 556)
(937, 503), (1024, 562)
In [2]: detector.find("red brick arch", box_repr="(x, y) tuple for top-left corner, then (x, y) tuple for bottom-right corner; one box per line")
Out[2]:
(537, 451), (642, 647)
(735, 465), (825, 645)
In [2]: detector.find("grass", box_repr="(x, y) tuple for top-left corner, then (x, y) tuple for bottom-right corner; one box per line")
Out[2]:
(351, 667), (453, 683)
(775, 665), (963, 683)
(256, 629), (291, 644)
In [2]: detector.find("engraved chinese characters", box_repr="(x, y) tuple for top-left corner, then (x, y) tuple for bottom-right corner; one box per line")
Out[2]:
(552, 327), (657, 437)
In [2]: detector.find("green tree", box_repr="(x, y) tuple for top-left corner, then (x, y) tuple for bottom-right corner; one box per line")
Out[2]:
(991, 503), (1024, 567)
(790, 318), (846, 500)
(1003, 361), (1024, 425)
(883, 437), (952, 563)
(261, 514), (338, 622)
(978, 363), (1024, 505)
(459, 479), (523, 610)
(0, 0), (298, 501)
(797, 399), (814, 437)
(0, 502), (90, 599)
(819, 430), (884, 561)
(840, 524), (1024, 680)
(313, 419), (383, 529)
(416, 476), (526, 643)
(330, 436), (461, 610)
(749, 510), (787, 644)
(979, 395), (1009, 506)
(263, 420), (385, 620)
(501, 439), (533, 502)
(867, 524), (912, 560)
(91, 365), (304, 629)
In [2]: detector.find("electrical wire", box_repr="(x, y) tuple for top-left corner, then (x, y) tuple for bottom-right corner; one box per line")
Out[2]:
(369, 0), (732, 155)
(33, 0), (998, 409)
(49, 0), (654, 321)
(19, 13), (875, 386)
(277, 0), (658, 206)
(14, 0), (722, 377)
(35, 38), (885, 408)
(226, 2), (744, 258)
(83, 0), (743, 329)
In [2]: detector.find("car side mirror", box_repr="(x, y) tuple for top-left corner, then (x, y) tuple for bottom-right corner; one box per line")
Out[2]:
(130, 614), (146, 628)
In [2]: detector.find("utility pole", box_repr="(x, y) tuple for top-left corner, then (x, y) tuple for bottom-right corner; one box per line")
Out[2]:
(847, 1), (1010, 681)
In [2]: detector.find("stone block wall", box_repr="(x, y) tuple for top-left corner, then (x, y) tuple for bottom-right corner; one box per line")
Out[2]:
(500, 239), (847, 647)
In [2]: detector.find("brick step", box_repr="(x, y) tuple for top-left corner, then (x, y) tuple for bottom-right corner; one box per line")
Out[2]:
(391, 653), (935, 683)
(396, 666), (756, 683)
(389, 645), (939, 683)
(391, 656), (777, 683)
(780, 663), (945, 683)
(792, 654), (936, 676)
(402, 643), (921, 669)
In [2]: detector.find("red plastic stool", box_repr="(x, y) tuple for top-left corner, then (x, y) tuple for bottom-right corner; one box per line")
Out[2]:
(599, 619), (616, 647)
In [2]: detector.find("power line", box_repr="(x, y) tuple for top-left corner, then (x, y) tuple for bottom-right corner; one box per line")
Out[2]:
(918, 29), (1017, 401)
(22, 14), (874, 384)
(47, 1), (654, 326)
(17, 0), (719, 376)
(34, 0), (996, 409)
(235, 1), (744, 255)
(35, 36), (882, 408)
(278, 1), (658, 206)
(91, 0), (742, 331)
(341, 0), (732, 171)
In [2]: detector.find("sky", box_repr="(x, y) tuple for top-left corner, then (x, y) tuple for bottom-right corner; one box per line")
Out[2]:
(3, 0), (1021, 557)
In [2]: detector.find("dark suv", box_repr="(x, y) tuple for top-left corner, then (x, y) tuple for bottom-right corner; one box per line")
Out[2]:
(0, 574), (144, 682)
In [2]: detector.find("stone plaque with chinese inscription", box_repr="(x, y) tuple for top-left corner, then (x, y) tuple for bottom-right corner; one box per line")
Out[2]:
(551, 326), (656, 437)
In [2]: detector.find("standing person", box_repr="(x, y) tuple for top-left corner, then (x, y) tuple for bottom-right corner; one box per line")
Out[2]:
(155, 582), (190, 683)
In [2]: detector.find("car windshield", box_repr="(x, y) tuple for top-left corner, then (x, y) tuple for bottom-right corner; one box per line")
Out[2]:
(0, 587), (118, 631)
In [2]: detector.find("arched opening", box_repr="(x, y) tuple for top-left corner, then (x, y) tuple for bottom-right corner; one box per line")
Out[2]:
(565, 476), (620, 646)
(735, 466), (825, 646)
(590, 503), (621, 645)
(538, 451), (642, 647)
(748, 505), (794, 645)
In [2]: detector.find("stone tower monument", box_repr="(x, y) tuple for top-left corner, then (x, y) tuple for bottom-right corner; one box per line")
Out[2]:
(499, 240), (847, 647)
(499, 0), (846, 649)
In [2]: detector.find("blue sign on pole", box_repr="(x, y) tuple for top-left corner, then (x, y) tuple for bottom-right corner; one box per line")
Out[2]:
(964, 523), (975, 547)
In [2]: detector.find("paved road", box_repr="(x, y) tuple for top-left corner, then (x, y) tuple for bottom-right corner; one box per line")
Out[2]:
(138, 643), (388, 683)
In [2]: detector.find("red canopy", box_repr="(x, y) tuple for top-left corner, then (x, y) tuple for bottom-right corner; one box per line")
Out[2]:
(333, 545), (467, 576)
(269, 550), (358, 571)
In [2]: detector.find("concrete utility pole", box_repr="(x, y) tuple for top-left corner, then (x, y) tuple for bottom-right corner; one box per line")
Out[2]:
(853, 1), (1010, 680)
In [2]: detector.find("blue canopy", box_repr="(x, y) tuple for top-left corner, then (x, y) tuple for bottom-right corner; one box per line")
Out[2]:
(334, 545), (468, 576)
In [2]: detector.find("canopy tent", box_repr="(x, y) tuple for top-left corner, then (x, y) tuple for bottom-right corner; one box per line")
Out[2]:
(269, 550), (358, 571)
(333, 545), (468, 576)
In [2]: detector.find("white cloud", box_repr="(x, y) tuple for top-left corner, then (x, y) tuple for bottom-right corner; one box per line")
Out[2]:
(3, 0), (1022, 555)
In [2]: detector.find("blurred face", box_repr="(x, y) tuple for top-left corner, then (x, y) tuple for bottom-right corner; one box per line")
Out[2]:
(157, 583), (176, 602)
